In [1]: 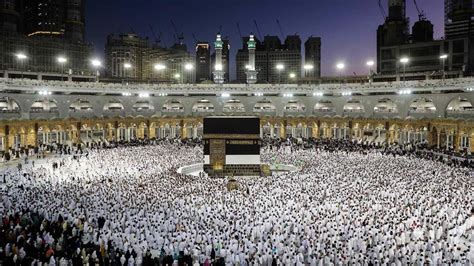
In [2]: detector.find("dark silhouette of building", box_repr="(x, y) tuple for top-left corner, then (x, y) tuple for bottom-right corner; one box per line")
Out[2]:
(377, 0), (472, 77)
(22, 0), (85, 41)
(0, 0), (93, 79)
(0, 0), (22, 34)
(236, 35), (306, 84)
(445, 0), (474, 39)
(305, 37), (322, 79)
(105, 33), (150, 79)
(196, 42), (211, 83)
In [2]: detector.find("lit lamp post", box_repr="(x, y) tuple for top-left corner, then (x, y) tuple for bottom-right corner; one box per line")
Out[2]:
(304, 64), (314, 83)
(91, 59), (102, 82)
(57, 56), (67, 81)
(184, 63), (194, 84)
(154, 63), (166, 83)
(336, 62), (345, 84)
(276, 64), (284, 84)
(289, 73), (296, 83)
(15, 53), (28, 79)
(366, 60), (374, 83)
(123, 63), (132, 84)
(440, 54), (448, 80)
(399, 57), (409, 84)
(174, 73), (181, 84)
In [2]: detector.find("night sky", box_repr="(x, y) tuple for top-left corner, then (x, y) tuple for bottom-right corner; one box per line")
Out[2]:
(86, 0), (444, 79)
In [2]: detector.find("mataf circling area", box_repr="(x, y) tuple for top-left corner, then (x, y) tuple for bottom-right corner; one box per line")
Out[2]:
(0, 140), (473, 265)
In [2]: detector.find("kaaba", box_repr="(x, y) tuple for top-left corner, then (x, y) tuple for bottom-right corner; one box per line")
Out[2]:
(203, 117), (262, 177)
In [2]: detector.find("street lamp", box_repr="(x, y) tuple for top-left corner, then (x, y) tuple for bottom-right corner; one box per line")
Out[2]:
(304, 64), (314, 82)
(57, 56), (67, 81)
(289, 72), (297, 84)
(123, 63), (132, 84)
(15, 53), (28, 79)
(184, 63), (194, 70)
(336, 62), (345, 84)
(276, 64), (284, 84)
(153, 63), (166, 82)
(399, 57), (409, 83)
(184, 63), (194, 84)
(366, 60), (375, 83)
(174, 73), (181, 84)
(91, 59), (102, 82)
(440, 54), (448, 80)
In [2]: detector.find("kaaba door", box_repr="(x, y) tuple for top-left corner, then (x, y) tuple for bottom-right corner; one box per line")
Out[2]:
(210, 139), (226, 171)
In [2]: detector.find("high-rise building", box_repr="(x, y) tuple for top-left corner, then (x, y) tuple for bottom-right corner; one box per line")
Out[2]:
(22, 0), (85, 41)
(236, 35), (304, 84)
(65, 0), (86, 42)
(304, 37), (321, 79)
(445, 0), (474, 39)
(23, 0), (66, 38)
(377, 0), (472, 77)
(142, 46), (194, 83)
(0, 0), (93, 78)
(0, 0), (22, 34)
(105, 33), (150, 79)
(195, 42), (211, 83)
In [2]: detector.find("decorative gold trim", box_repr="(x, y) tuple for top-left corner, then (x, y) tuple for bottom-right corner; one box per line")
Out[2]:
(203, 134), (260, 139)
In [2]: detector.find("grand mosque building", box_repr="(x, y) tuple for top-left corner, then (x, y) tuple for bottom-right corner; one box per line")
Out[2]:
(0, 77), (473, 153)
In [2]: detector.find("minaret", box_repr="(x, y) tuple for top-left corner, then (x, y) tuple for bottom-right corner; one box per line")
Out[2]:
(213, 34), (225, 84)
(246, 34), (258, 84)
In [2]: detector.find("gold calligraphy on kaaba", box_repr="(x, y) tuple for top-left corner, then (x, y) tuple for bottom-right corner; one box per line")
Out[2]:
(228, 140), (255, 145)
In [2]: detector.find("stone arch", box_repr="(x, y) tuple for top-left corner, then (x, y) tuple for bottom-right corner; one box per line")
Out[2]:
(0, 96), (21, 112)
(446, 96), (473, 114)
(103, 99), (124, 111)
(254, 98), (276, 113)
(69, 98), (93, 112)
(374, 98), (398, 113)
(30, 99), (58, 113)
(192, 99), (215, 113)
(133, 100), (155, 112)
(409, 97), (436, 114)
(162, 99), (184, 113)
(314, 100), (335, 113)
(343, 99), (365, 113)
(223, 99), (246, 113)
(284, 100), (306, 113)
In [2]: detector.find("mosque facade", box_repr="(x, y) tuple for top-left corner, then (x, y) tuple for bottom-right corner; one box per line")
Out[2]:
(0, 78), (473, 153)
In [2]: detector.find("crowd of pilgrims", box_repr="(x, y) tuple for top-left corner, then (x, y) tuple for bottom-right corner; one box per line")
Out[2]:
(0, 138), (473, 265)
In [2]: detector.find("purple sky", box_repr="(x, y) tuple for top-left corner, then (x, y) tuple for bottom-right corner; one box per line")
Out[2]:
(86, 0), (445, 78)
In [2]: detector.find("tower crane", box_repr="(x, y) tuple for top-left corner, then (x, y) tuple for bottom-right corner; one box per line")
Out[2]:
(149, 24), (161, 46)
(276, 19), (285, 39)
(378, 0), (387, 21)
(413, 0), (427, 21)
(170, 20), (184, 45)
(253, 20), (263, 40)
(236, 22), (243, 39)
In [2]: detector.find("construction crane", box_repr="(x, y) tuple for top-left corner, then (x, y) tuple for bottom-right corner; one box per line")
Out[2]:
(170, 20), (184, 45)
(378, 0), (387, 21)
(276, 19), (284, 39)
(149, 24), (161, 45)
(253, 20), (263, 40)
(236, 22), (243, 39)
(413, 0), (426, 21)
